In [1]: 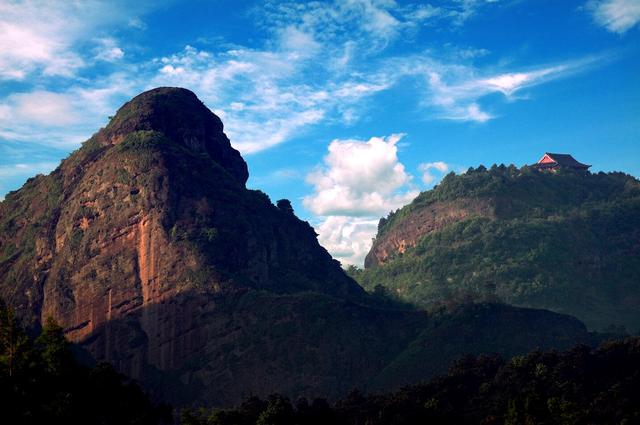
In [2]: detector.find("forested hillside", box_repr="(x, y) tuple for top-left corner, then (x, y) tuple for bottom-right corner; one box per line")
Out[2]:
(356, 165), (640, 331)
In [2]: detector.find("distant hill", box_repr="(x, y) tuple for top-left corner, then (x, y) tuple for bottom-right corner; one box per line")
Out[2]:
(356, 165), (640, 332)
(0, 88), (599, 406)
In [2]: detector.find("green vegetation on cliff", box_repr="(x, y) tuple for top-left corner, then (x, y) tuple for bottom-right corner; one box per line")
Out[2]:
(357, 166), (640, 331)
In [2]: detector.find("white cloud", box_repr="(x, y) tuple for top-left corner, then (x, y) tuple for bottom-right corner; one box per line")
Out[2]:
(0, 3), (84, 79)
(0, 0), (609, 162)
(9, 91), (79, 126)
(128, 17), (148, 30)
(150, 44), (391, 154)
(94, 38), (125, 62)
(0, 1), (163, 80)
(304, 134), (417, 216)
(449, 0), (499, 25)
(304, 134), (419, 266)
(0, 73), (137, 147)
(419, 161), (449, 185)
(0, 161), (59, 200)
(0, 0), (618, 264)
(278, 26), (321, 57)
(479, 66), (567, 96)
(227, 109), (326, 154)
(418, 60), (589, 122)
(587, 0), (640, 34)
(0, 161), (58, 179)
(315, 216), (379, 266)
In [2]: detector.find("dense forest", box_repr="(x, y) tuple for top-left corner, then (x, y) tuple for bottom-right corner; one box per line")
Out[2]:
(0, 300), (171, 425)
(180, 337), (640, 425)
(355, 166), (640, 332)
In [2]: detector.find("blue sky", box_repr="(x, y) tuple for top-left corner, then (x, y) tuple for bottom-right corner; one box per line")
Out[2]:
(0, 0), (639, 265)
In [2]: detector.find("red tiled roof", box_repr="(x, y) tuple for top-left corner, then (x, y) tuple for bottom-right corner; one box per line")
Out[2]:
(537, 153), (590, 168)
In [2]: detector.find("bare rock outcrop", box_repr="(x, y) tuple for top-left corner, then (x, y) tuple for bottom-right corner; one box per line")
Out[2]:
(365, 198), (495, 268)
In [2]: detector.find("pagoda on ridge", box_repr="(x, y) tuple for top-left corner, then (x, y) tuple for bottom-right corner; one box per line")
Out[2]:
(533, 153), (591, 171)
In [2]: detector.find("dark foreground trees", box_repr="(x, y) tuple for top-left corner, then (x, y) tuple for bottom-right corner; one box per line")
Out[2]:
(0, 300), (171, 425)
(182, 337), (640, 425)
(2, 293), (639, 425)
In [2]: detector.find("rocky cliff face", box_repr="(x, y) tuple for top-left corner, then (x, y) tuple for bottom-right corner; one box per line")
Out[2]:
(0, 89), (597, 406)
(365, 198), (494, 268)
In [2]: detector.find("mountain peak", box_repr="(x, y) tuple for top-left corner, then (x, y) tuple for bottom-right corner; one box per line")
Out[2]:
(101, 87), (248, 184)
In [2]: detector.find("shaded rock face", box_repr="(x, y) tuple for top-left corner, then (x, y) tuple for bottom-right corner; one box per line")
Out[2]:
(101, 87), (248, 184)
(0, 88), (596, 407)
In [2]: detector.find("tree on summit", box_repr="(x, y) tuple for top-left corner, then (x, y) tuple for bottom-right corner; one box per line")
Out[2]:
(276, 199), (294, 214)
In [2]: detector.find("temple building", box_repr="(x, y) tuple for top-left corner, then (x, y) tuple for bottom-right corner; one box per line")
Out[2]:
(533, 153), (591, 171)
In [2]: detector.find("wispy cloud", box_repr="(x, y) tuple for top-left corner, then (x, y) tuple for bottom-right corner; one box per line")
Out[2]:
(94, 38), (125, 62)
(0, 1), (83, 80)
(0, 0), (606, 156)
(150, 44), (391, 153)
(0, 1), (162, 81)
(587, 0), (640, 34)
(0, 0), (627, 263)
(0, 161), (59, 200)
(0, 73), (138, 148)
(414, 57), (598, 122)
(0, 162), (58, 179)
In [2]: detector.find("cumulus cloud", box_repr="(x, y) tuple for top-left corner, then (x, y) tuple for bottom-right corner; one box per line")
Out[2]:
(304, 134), (418, 266)
(315, 216), (379, 266)
(587, 0), (640, 34)
(0, 0), (617, 262)
(419, 161), (449, 185)
(303, 134), (417, 216)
